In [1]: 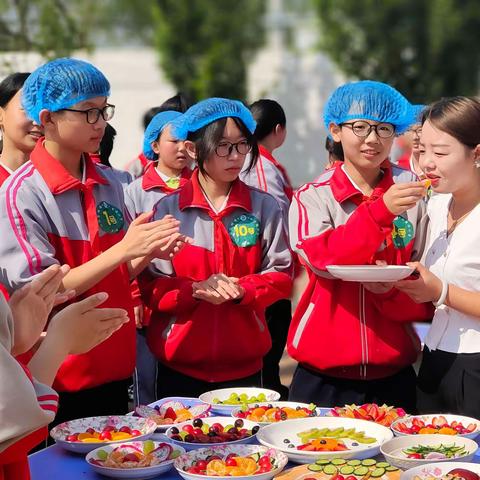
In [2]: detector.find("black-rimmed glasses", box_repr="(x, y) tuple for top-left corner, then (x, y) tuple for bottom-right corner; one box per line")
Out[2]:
(60, 104), (115, 124)
(341, 120), (395, 138)
(215, 140), (252, 157)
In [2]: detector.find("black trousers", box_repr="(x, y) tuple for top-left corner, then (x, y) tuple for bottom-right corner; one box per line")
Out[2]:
(289, 363), (417, 413)
(417, 346), (480, 417)
(262, 299), (291, 400)
(155, 362), (262, 399)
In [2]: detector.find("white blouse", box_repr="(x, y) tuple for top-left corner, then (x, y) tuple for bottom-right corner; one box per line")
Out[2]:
(424, 193), (480, 353)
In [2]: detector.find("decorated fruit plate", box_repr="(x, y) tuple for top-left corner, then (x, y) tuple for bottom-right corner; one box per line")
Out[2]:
(328, 403), (408, 427)
(400, 461), (480, 480)
(85, 440), (185, 479)
(326, 265), (414, 282)
(232, 402), (319, 426)
(199, 388), (280, 415)
(257, 416), (393, 464)
(50, 415), (157, 454)
(174, 444), (288, 480)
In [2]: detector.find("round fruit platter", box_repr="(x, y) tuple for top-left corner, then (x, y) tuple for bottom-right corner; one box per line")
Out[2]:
(86, 440), (185, 479)
(232, 402), (319, 426)
(199, 388), (281, 415)
(50, 415), (158, 453)
(380, 434), (478, 470)
(328, 403), (408, 427)
(391, 415), (480, 440)
(165, 416), (260, 450)
(274, 457), (402, 480)
(256, 416), (394, 464)
(174, 444), (289, 480)
(399, 461), (480, 480)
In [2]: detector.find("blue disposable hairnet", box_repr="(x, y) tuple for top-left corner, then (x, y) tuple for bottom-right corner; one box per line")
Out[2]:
(22, 58), (110, 124)
(171, 97), (256, 140)
(411, 104), (426, 124)
(143, 111), (183, 160)
(324, 80), (415, 135)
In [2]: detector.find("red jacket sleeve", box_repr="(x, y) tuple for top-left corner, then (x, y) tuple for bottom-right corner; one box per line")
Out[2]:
(238, 271), (292, 309)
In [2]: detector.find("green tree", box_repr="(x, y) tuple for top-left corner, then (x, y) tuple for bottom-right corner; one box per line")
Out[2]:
(152, 0), (267, 101)
(312, 0), (480, 102)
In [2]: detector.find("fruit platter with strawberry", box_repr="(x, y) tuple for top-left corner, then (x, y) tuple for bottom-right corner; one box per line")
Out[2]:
(295, 427), (377, 452)
(233, 402), (318, 425)
(391, 415), (480, 439)
(328, 403), (407, 427)
(166, 417), (260, 450)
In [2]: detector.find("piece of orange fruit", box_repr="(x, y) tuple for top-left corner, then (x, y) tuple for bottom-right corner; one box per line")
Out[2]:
(206, 459), (228, 476)
(233, 457), (258, 475)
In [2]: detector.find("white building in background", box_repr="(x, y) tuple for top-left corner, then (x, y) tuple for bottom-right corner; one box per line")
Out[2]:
(0, 1), (343, 186)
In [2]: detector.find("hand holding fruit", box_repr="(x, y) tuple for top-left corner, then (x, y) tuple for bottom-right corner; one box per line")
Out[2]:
(382, 181), (426, 215)
(192, 274), (245, 305)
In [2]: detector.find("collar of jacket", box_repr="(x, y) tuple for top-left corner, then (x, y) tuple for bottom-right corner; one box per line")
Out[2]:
(142, 162), (191, 192)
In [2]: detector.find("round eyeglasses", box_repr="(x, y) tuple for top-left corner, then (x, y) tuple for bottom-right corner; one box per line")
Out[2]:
(341, 121), (396, 138)
(215, 140), (252, 157)
(60, 104), (115, 124)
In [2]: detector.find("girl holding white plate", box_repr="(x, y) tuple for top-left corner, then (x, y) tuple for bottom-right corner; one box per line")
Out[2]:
(395, 96), (480, 417)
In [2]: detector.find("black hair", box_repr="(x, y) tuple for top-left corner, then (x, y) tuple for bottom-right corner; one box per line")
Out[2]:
(325, 137), (344, 162)
(0, 72), (30, 108)
(188, 117), (259, 176)
(249, 99), (286, 141)
(142, 93), (191, 130)
(98, 123), (117, 167)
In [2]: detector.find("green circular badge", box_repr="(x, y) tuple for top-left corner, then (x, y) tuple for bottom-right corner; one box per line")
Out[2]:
(228, 213), (260, 247)
(97, 201), (124, 234)
(392, 216), (414, 248)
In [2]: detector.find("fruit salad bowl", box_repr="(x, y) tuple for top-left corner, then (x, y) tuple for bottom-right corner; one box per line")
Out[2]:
(50, 415), (157, 453)
(232, 402), (319, 426)
(85, 440), (185, 479)
(174, 444), (288, 480)
(165, 416), (260, 451)
(400, 461), (480, 480)
(199, 388), (281, 415)
(328, 403), (408, 427)
(257, 416), (393, 464)
(391, 415), (480, 440)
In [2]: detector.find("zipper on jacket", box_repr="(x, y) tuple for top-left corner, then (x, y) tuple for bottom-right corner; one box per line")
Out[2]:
(359, 284), (368, 380)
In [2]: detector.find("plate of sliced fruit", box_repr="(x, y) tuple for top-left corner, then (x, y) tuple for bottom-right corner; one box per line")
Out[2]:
(232, 402), (319, 426)
(174, 444), (288, 480)
(400, 461), (480, 480)
(328, 403), (408, 427)
(50, 415), (158, 453)
(86, 440), (184, 479)
(257, 417), (393, 464)
(134, 397), (211, 431)
(274, 457), (401, 480)
(391, 415), (480, 440)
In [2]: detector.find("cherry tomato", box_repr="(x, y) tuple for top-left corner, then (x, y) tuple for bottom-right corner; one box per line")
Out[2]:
(119, 426), (131, 434)
(99, 431), (112, 441)
(226, 458), (238, 467)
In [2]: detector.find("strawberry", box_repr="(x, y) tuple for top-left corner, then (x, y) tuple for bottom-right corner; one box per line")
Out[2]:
(163, 407), (177, 421)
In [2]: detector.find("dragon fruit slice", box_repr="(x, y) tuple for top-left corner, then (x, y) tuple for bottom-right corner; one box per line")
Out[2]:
(151, 442), (173, 463)
(112, 444), (144, 455)
(159, 401), (184, 416)
(134, 405), (159, 419)
(188, 404), (211, 418)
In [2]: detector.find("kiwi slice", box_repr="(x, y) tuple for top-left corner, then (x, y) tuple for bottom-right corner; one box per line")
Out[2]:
(323, 465), (338, 475)
(362, 459), (377, 466)
(347, 460), (362, 466)
(331, 459), (347, 466)
(340, 466), (356, 475)
(370, 467), (386, 478)
(354, 466), (369, 476)
(308, 464), (324, 472)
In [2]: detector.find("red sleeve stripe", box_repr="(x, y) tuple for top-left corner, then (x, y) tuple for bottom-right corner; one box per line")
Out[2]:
(37, 394), (59, 402)
(40, 404), (58, 414)
(255, 158), (267, 191)
(294, 183), (313, 241)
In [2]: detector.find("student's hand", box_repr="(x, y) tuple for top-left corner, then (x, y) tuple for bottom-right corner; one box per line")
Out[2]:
(153, 233), (193, 260)
(383, 181), (426, 215)
(192, 274), (245, 305)
(46, 292), (129, 355)
(120, 213), (180, 261)
(134, 304), (143, 329)
(394, 262), (443, 303)
(9, 264), (75, 355)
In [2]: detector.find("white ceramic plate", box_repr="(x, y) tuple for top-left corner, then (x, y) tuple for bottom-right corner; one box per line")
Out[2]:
(380, 434), (478, 470)
(391, 414), (480, 440)
(165, 416), (259, 451)
(86, 441), (185, 479)
(50, 415), (158, 454)
(232, 402), (318, 426)
(257, 416), (393, 464)
(174, 444), (288, 480)
(199, 388), (280, 415)
(326, 265), (414, 282)
(400, 461), (480, 480)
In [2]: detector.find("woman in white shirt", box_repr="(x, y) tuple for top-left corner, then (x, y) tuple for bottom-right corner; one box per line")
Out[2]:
(396, 96), (480, 417)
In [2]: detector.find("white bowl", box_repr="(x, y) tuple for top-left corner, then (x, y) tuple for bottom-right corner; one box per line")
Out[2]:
(50, 415), (158, 454)
(86, 440), (185, 479)
(199, 388), (280, 415)
(232, 402), (318, 426)
(165, 416), (260, 451)
(326, 265), (414, 282)
(380, 434), (478, 470)
(257, 416), (393, 464)
(174, 444), (288, 480)
(391, 414), (480, 440)
(400, 461), (480, 480)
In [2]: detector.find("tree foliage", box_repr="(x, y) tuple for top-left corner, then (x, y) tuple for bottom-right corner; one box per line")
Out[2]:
(312, 0), (480, 102)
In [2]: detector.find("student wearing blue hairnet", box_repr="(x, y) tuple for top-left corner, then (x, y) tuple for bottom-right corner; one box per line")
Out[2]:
(287, 81), (434, 411)
(397, 104), (426, 177)
(138, 98), (293, 398)
(0, 58), (189, 423)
